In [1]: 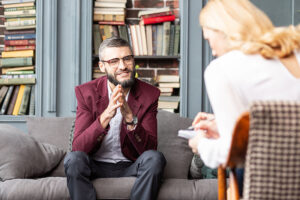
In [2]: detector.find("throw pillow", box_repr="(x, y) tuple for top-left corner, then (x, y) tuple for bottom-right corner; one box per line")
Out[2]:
(0, 124), (65, 181)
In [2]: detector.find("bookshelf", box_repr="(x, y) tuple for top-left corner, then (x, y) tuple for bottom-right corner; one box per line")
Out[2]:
(92, 0), (181, 113)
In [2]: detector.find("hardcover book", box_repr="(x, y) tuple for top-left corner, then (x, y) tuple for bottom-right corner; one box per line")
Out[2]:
(0, 77), (36, 85)
(0, 57), (33, 67)
(4, 39), (35, 46)
(5, 33), (36, 40)
(162, 22), (171, 56)
(0, 86), (9, 105)
(2, 50), (34, 58)
(0, 85), (14, 115)
(28, 84), (35, 115)
(18, 84), (31, 115)
(12, 84), (25, 116)
(6, 85), (20, 115)
(140, 15), (175, 25)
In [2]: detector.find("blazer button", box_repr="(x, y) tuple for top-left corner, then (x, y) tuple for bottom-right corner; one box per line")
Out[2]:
(97, 135), (103, 142)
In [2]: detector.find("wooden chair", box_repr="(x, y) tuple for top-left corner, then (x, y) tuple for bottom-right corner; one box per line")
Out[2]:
(218, 101), (300, 200)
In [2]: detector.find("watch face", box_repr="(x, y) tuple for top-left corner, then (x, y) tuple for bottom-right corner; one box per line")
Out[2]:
(133, 116), (138, 125)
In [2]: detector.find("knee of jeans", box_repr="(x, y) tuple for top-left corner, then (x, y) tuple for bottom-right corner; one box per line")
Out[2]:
(142, 150), (166, 170)
(64, 151), (90, 176)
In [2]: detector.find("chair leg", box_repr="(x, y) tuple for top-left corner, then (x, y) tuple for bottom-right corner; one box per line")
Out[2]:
(228, 170), (239, 200)
(218, 167), (227, 200)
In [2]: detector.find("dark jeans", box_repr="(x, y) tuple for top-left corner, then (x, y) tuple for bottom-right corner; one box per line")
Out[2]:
(235, 168), (244, 197)
(64, 150), (166, 200)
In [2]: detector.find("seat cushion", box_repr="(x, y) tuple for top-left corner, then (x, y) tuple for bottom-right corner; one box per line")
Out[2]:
(157, 110), (194, 179)
(0, 124), (65, 181)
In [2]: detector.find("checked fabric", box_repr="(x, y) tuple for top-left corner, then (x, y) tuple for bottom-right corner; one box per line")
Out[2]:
(243, 101), (300, 200)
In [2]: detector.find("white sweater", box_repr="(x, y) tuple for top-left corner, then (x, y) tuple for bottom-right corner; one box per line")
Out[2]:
(198, 50), (300, 168)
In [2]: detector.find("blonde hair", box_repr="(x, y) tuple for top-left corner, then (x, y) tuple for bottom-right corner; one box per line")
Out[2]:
(200, 0), (300, 59)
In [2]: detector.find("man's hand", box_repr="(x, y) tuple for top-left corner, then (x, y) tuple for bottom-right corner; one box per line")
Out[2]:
(100, 85), (123, 128)
(118, 86), (134, 124)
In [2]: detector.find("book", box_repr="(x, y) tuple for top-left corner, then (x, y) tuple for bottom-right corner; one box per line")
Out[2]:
(6, 85), (20, 115)
(12, 84), (26, 116)
(168, 24), (175, 56)
(103, 25), (113, 40)
(158, 87), (173, 93)
(2, 50), (34, 58)
(159, 82), (180, 88)
(4, 39), (35, 46)
(98, 21), (125, 25)
(18, 84), (31, 115)
(141, 11), (173, 19)
(126, 25), (133, 48)
(2, 0), (35, 5)
(140, 24), (148, 56)
(4, 10), (36, 16)
(160, 92), (172, 96)
(135, 24), (144, 55)
(0, 86), (9, 105)
(140, 15), (175, 25)
(0, 77), (36, 85)
(152, 25), (157, 55)
(4, 45), (35, 51)
(118, 25), (129, 42)
(4, 29), (35, 35)
(178, 129), (205, 139)
(162, 22), (171, 56)
(173, 24), (180, 56)
(158, 96), (180, 109)
(94, 14), (125, 22)
(5, 19), (35, 27)
(156, 24), (163, 55)
(145, 25), (152, 56)
(130, 25), (139, 56)
(111, 25), (119, 37)
(99, 25), (105, 40)
(0, 85), (14, 115)
(94, 8), (125, 15)
(93, 24), (102, 55)
(5, 70), (34, 75)
(156, 75), (180, 83)
(3, 2), (35, 9)
(2, 66), (35, 74)
(138, 7), (171, 17)
(5, 33), (36, 40)
(0, 57), (33, 67)
(95, 0), (127, 2)
(28, 84), (34, 115)
(94, 2), (126, 8)
(5, 6), (36, 12)
(5, 25), (36, 30)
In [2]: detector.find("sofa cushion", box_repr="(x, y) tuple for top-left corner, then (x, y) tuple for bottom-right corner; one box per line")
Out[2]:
(157, 110), (194, 179)
(0, 124), (65, 181)
(26, 117), (75, 151)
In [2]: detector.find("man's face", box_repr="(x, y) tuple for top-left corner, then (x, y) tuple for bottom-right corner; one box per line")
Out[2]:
(99, 46), (135, 88)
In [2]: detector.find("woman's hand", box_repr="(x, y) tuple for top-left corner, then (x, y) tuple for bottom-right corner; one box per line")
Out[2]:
(192, 112), (219, 139)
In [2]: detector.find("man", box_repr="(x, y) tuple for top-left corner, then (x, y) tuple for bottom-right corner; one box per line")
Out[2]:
(64, 37), (166, 200)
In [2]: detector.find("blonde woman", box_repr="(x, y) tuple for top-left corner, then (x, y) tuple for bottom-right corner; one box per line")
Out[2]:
(189, 0), (300, 172)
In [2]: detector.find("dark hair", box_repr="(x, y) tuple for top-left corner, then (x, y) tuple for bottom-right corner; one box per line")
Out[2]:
(98, 37), (133, 61)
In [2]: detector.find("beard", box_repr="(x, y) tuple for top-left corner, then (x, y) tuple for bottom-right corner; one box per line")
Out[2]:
(106, 67), (136, 88)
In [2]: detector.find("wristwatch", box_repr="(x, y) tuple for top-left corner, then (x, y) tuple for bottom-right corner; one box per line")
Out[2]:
(126, 116), (138, 126)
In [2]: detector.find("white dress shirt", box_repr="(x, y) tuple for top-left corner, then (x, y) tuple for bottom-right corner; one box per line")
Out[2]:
(93, 81), (131, 163)
(198, 50), (300, 168)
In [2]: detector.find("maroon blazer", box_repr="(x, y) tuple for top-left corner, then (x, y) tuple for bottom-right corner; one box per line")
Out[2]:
(72, 76), (160, 161)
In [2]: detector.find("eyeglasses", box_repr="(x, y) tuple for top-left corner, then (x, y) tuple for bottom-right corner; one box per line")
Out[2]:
(101, 55), (134, 68)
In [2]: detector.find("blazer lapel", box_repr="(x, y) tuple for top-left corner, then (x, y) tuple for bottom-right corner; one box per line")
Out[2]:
(128, 79), (142, 116)
(96, 77), (109, 115)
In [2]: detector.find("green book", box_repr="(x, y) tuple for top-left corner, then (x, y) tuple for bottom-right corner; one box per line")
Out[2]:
(118, 25), (129, 43)
(0, 85), (14, 115)
(29, 85), (35, 115)
(18, 85), (31, 115)
(0, 77), (36, 85)
(93, 24), (102, 56)
(0, 86), (9, 105)
(5, 25), (36, 30)
(168, 24), (175, 56)
(0, 57), (33, 67)
(156, 24), (163, 56)
(173, 24), (180, 56)
(5, 6), (36, 12)
(5, 70), (34, 75)
(162, 22), (171, 56)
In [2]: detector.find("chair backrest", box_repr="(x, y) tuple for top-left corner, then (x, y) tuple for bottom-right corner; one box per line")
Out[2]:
(243, 101), (300, 200)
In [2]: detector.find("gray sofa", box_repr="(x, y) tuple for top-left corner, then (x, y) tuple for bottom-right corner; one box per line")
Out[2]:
(0, 110), (218, 200)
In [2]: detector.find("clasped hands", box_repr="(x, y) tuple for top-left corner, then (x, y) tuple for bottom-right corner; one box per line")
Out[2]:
(100, 85), (133, 129)
(188, 112), (219, 154)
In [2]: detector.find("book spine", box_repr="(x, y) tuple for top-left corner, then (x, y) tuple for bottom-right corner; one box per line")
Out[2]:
(4, 39), (35, 46)
(111, 25), (119, 37)
(12, 84), (25, 115)
(140, 24), (148, 55)
(5, 33), (36, 40)
(126, 25), (133, 49)
(118, 25), (129, 43)
(98, 21), (125, 25)
(3, 2), (35, 8)
(5, 6), (36, 12)
(135, 24), (144, 56)
(141, 15), (175, 25)
(28, 85), (35, 115)
(4, 9), (36, 16)
(2, 0), (35, 5)
(141, 11), (173, 19)
(5, 25), (36, 30)
(168, 24), (175, 56)
(6, 85), (20, 115)
(0, 85), (14, 115)
(0, 77), (36, 85)
(129, 25), (139, 56)
(5, 19), (35, 27)
(0, 57), (33, 67)
(93, 24), (102, 55)
(94, 14), (124, 22)
(156, 25), (163, 55)
(151, 25), (157, 56)
(18, 85), (31, 115)
(2, 50), (34, 58)
(5, 70), (34, 75)
(4, 45), (35, 51)
(145, 25), (152, 56)
(0, 86), (9, 105)
(4, 29), (35, 35)
(162, 22), (171, 56)
(99, 25), (106, 41)
(173, 24), (180, 56)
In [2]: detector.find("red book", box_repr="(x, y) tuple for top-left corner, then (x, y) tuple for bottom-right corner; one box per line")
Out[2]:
(98, 21), (125, 25)
(4, 45), (36, 51)
(141, 11), (173, 19)
(4, 39), (36, 46)
(140, 15), (176, 25)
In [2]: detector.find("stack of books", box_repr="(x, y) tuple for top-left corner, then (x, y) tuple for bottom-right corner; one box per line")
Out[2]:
(156, 75), (180, 113)
(0, 0), (36, 116)
(0, 4), (5, 55)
